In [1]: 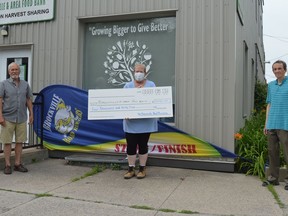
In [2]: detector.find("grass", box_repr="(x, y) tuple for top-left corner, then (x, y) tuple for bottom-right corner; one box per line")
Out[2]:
(130, 205), (198, 214)
(31, 158), (38, 163)
(35, 193), (53, 198)
(71, 164), (106, 182)
(130, 205), (155, 210)
(159, 208), (176, 213)
(267, 185), (285, 208)
(110, 163), (122, 170)
(178, 210), (198, 214)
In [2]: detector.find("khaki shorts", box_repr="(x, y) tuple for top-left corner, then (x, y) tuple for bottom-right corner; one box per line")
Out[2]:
(0, 121), (27, 144)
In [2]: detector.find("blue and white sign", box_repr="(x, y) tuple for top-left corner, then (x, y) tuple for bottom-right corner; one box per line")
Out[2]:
(33, 84), (237, 158)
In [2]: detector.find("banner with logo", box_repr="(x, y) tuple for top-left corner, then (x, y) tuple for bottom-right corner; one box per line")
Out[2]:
(33, 85), (237, 158)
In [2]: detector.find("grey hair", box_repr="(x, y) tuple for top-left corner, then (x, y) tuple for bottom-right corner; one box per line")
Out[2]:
(8, 62), (20, 71)
(134, 63), (146, 72)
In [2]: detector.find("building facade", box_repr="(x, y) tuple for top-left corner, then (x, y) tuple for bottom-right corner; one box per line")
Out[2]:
(0, 0), (265, 154)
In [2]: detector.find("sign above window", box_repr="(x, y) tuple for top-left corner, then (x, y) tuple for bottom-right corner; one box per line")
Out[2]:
(0, 0), (55, 25)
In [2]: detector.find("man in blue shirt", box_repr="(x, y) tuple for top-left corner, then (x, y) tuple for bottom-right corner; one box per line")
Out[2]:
(263, 60), (288, 190)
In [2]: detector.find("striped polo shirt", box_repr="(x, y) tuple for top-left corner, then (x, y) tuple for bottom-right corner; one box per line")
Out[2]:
(266, 76), (288, 130)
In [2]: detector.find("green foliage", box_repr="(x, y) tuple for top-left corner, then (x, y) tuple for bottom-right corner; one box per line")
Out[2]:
(35, 193), (53, 198)
(235, 111), (285, 179)
(254, 81), (267, 112)
(236, 80), (286, 179)
(267, 185), (285, 208)
(130, 206), (198, 214)
(159, 209), (176, 213)
(178, 210), (198, 214)
(235, 111), (268, 178)
(71, 165), (106, 182)
(130, 205), (155, 210)
(110, 163), (122, 170)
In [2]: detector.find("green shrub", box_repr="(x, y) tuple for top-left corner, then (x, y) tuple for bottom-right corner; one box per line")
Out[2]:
(235, 111), (268, 178)
(235, 80), (285, 178)
(254, 80), (267, 112)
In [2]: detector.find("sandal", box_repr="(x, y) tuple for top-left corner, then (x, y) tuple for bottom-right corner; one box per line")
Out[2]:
(262, 180), (279, 187)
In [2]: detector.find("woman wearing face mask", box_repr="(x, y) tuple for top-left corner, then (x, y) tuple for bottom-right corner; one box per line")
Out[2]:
(123, 63), (158, 179)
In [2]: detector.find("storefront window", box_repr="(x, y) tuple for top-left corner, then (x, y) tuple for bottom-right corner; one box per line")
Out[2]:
(83, 17), (176, 122)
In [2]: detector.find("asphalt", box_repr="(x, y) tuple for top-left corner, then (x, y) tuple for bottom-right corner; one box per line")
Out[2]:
(0, 148), (287, 216)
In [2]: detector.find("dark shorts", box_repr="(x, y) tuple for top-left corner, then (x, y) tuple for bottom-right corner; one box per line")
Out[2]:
(125, 132), (151, 155)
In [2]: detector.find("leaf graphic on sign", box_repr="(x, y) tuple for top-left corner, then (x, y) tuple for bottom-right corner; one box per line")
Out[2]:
(103, 40), (153, 86)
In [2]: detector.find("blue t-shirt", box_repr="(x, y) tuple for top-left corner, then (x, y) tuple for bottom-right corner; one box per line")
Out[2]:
(123, 80), (158, 133)
(266, 76), (288, 130)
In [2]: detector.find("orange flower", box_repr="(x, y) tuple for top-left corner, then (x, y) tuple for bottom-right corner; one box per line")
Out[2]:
(234, 133), (243, 140)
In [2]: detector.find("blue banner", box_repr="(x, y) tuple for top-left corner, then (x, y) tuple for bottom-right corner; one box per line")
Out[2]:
(33, 85), (237, 158)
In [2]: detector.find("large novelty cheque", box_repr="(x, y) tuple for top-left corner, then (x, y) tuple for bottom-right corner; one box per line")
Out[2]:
(88, 86), (173, 120)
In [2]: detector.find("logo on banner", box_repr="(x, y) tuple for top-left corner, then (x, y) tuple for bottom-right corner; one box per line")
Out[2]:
(43, 94), (82, 143)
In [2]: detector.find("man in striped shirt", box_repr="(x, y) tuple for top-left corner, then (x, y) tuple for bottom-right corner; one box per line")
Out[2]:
(263, 60), (288, 190)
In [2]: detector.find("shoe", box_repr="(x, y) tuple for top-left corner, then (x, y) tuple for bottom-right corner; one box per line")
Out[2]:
(137, 166), (146, 179)
(284, 184), (288, 190)
(262, 179), (279, 187)
(4, 166), (12, 175)
(124, 166), (135, 179)
(14, 164), (28, 172)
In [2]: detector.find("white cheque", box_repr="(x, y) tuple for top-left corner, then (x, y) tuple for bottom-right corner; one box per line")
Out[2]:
(88, 86), (173, 120)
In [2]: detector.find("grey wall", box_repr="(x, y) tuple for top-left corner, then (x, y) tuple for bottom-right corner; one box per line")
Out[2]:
(0, 0), (265, 153)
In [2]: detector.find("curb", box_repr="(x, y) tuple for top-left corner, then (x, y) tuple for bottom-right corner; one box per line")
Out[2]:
(0, 147), (49, 169)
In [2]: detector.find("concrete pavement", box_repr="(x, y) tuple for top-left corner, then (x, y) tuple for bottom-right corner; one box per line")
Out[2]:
(0, 149), (287, 216)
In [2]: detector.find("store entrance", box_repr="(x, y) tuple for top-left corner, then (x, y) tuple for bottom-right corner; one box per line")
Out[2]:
(0, 48), (32, 147)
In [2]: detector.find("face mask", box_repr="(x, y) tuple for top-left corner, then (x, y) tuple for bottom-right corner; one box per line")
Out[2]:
(134, 72), (145, 81)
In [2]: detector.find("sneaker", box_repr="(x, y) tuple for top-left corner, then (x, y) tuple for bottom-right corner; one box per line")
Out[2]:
(4, 166), (12, 175)
(124, 166), (135, 179)
(137, 166), (146, 179)
(14, 164), (28, 172)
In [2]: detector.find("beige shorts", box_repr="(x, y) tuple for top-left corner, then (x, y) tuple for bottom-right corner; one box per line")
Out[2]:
(0, 121), (27, 144)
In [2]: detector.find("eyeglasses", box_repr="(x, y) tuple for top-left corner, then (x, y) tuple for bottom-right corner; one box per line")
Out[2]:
(135, 71), (144, 73)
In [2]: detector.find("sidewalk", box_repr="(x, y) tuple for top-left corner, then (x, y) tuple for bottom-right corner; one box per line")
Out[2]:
(0, 150), (287, 215)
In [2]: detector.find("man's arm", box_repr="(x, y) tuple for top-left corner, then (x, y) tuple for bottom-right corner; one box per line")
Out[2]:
(27, 97), (33, 124)
(0, 97), (4, 126)
(264, 103), (270, 135)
